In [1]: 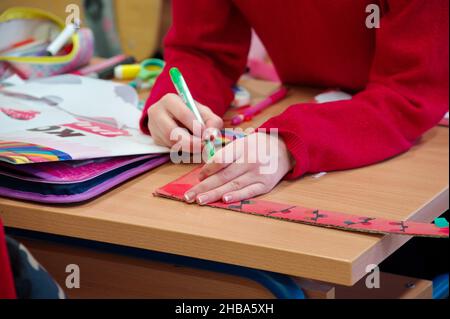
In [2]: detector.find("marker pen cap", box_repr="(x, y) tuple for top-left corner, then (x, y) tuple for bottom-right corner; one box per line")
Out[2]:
(231, 85), (251, 108)
(114, 64), (141, 80)
(46, 23), (77, 56)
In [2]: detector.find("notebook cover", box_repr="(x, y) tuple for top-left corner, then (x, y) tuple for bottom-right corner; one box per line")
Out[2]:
(0, 154), (159, 183)
(0, 155), (169, 203)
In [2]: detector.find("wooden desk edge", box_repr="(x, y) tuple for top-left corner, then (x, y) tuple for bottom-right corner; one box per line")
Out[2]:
(5, 185), (447, 287)
(2, 202), (355, 285)
(351, 186), (449, 285)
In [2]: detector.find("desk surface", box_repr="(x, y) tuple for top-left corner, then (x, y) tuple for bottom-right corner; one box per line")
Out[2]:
(0, 78), (448, 286)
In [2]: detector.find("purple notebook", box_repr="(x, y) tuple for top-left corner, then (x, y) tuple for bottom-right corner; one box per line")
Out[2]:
(0, 154), (169, 204)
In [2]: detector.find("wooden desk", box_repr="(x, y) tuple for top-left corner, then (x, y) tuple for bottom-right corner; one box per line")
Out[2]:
(0, 79), (448, 287)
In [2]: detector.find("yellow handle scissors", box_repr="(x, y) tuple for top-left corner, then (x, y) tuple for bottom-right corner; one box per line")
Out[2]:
(129, 58), (165, 90)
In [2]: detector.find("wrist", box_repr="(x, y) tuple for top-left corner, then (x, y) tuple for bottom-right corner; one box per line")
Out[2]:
(262, 132), (296, 174)
(278, 136), (296, 172)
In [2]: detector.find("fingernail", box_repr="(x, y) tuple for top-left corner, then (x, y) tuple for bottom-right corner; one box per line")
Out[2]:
(223, 194), (232, 203)
(184, 191), (195, 202)
(197, 194), (209, 205)
(208, 128), (219, 141)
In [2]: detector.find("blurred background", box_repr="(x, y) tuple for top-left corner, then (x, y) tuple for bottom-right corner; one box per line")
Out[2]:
(0, 0), (278, 83)
(0, 0), (172, 60)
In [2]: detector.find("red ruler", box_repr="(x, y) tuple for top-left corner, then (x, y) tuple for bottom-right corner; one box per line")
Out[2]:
(154, 167), (449, 238)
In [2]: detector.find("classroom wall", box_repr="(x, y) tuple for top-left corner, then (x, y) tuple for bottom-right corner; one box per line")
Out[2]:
(114, 0), (164, 60)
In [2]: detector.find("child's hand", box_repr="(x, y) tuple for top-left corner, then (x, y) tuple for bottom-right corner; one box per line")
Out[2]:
(184, 132), (295, 205)
(147, 93), (223, 150)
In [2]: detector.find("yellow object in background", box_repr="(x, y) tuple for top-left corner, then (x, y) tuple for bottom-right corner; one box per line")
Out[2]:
(114, 64), (141, 80)
(129, 58), (165, 90)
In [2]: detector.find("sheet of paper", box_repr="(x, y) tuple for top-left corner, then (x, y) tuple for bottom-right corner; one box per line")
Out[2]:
(4, 75), (141, 128)
(0, 94), (77, 132)
(439, 111), (449, 127)
(0, 74), (25, 87)
(314, 90), (352, 103)
(154, 167), (449, 238)
(0, 75), (168, 164)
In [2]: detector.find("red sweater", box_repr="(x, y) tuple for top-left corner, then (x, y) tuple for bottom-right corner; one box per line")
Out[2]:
(141, 0), (449, 178)
(0, 219), (16, 299)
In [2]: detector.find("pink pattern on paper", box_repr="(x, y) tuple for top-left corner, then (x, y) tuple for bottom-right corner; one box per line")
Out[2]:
(1, 108), (40, 120)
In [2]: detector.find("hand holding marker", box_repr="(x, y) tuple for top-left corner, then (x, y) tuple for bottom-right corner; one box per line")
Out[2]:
(169, 67), (216, 160)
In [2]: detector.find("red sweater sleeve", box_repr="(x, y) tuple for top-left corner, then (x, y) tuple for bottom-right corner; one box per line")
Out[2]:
(260, 0), (449, 178)
(0, 219), (16, 299)
(140, 0), (251, 134)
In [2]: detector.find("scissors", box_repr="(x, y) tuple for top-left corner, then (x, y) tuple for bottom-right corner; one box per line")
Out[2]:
(129, 58), (165, 91)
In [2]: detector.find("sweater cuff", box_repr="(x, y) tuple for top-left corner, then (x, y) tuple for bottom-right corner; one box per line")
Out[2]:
(139, 111), (150, 135)
(258, 120), (310, 179)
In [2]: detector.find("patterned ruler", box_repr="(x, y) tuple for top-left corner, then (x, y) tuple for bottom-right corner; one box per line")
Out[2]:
(154, 167), (449, 238)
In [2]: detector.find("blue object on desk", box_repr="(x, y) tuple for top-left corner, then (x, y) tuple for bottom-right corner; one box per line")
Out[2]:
(434, 217), (449, 228)
(432, 273), (449, 299)
(6, 227), (306, 299)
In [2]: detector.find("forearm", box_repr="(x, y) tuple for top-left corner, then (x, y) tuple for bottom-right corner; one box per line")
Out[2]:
(140, 0), (251, 134)
(260, 83), (448, 179)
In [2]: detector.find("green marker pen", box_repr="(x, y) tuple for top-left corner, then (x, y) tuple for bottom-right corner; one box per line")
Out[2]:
(169, 67), (215, 159)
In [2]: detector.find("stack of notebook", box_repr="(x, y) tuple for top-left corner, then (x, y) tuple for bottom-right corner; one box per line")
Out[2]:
(0, 154), (169, 203)
(0, 75), (169, 203)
